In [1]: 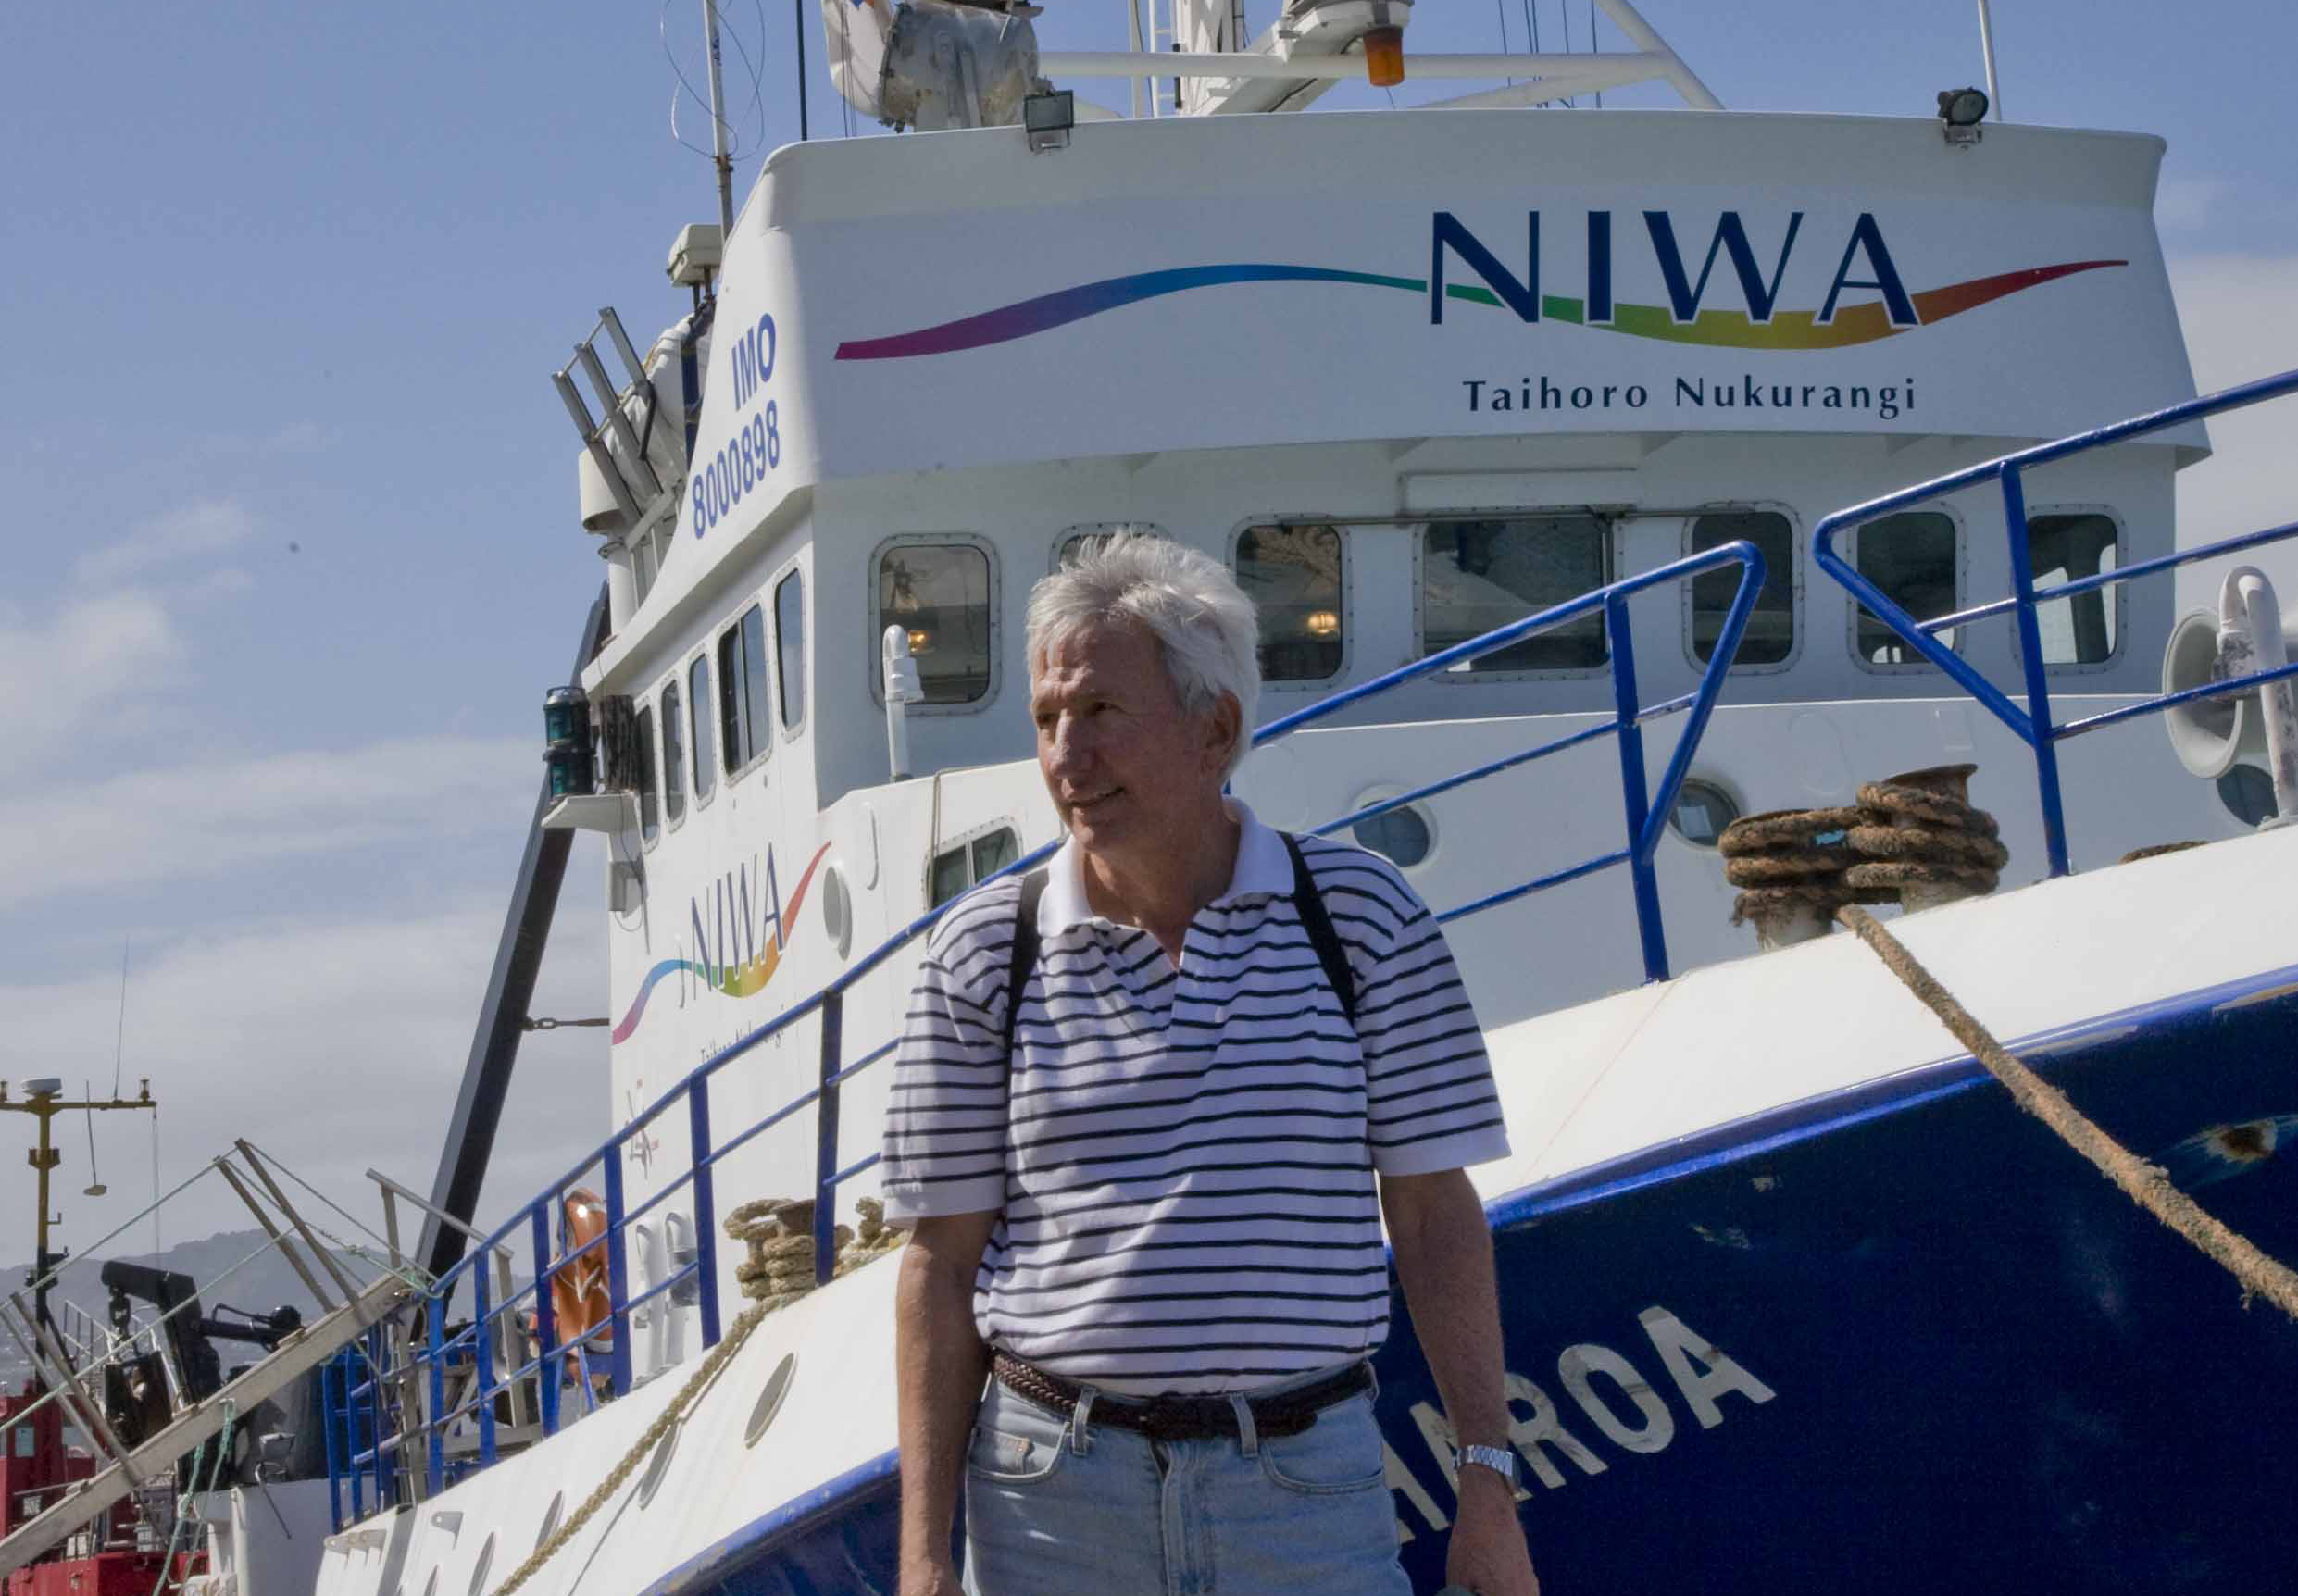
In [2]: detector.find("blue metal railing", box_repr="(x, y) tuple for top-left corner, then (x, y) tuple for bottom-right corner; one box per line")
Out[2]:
(326, 540), (1767, 1527)
(1813, 367), (2298, 878)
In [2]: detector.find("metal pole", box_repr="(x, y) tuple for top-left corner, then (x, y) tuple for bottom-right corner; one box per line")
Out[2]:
(1976, 0), (2003, 119)
(793, 0), (810, 142)
(1999, 468), (2070, 877)
(1605, 594), (1668, 983)
(704, 0), (736, 235)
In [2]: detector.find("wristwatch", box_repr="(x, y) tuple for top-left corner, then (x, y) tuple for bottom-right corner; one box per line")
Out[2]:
(1455, 1442), (1519, 1489)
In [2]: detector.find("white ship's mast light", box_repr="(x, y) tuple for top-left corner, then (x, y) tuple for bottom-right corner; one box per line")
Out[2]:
(1024, 89), (1074, 152)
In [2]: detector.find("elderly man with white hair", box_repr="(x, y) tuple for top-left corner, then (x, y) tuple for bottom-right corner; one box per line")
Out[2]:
(883, 533), (1536, 1596)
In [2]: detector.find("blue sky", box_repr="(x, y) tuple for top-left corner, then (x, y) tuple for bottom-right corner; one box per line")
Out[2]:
(5, 0), (2293, 1262)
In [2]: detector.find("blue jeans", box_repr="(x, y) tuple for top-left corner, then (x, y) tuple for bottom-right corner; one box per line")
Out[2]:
(961, 1368), (1412, 1596)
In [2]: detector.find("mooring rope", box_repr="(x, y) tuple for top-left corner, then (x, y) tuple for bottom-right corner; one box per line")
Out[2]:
(1837, 904), (2298, 1326)
(484, 1196), (905, 1596)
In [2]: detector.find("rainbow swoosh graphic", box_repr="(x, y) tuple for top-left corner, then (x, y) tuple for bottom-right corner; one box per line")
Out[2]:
(611, 841), (832, 1044)
(834, 259), (2123, 362)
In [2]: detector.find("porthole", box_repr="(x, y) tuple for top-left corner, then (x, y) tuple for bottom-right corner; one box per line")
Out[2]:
(1667, 779), (1742, 847)
(467, 1535), (495, 1596)
(745, 1353), (798, 1449)
(2218, 765), (2277, 828)
(1350, 804), (1431, 869)
(637, 1426), (680, 1507)
(534, 1490), (565, 1552)
(820, 865), (854, 960)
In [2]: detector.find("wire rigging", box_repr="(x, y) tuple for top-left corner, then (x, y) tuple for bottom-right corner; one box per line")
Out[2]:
(661, 0), (772, 165)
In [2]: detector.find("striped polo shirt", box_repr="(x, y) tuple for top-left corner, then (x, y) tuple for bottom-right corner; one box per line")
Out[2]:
(880, 804), (1510, 1395)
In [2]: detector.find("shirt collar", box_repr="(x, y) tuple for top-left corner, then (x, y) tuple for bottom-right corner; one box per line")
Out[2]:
(1037, 799), (1292, 936)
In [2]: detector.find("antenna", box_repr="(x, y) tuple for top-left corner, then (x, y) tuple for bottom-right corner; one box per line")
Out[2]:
(1975, 0), (2003, 120)
(111, 937), (129, 1098)
(703, 0), (736, 235)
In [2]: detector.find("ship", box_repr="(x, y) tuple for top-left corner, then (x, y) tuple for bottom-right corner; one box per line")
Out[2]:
(10, 3), (2295, 1592)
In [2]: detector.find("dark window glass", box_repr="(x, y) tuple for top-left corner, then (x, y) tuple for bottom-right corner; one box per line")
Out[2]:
(2027, 513), (2120, 665)
(1351, 805), (1430, 868)
(881, 545), (993, 704)
(776, 571), (806, 730)
(660, 684), (685, 823)
(742, 606), (771, 757)
(688, 656), (716, 799)
(1235, 525), (1343, 681)
(1690, 511), (1793, 665)
(635, 704), (658, 842)
(718, 626), (749, 771)
(1855, 511), (1961, 664)
(1422, 515), (1608, 671)
(929, 844), (972, 908)
(971, 828), (1019, 880)
(718, 605), (771, 774)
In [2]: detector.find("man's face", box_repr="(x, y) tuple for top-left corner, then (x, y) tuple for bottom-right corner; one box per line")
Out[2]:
(1030, 617), (1233, 866)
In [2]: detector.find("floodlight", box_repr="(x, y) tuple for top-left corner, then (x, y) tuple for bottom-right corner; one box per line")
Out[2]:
(1938, 87), (1988, 145)
(1024, 90), (1074, 154)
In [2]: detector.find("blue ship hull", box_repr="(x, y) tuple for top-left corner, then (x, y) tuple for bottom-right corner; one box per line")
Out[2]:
(644, 965), (2298, 1595)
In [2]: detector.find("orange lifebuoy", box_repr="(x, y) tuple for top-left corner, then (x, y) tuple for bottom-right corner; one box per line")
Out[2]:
(550, 1188), (614, 1381)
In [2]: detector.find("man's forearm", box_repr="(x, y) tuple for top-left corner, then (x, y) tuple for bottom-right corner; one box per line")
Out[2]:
(895, 1225), (993, 1571)
(1384, 1170), (1510, 1449)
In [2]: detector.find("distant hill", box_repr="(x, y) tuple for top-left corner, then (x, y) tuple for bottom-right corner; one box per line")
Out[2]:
(1, 1228), (368, 1387)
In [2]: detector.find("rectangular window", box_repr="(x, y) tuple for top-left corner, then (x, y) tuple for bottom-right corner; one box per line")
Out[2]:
(1421, 515), (1608, 671)
(688, 656), (716, 799)
(1235, 524), (1344, 682)
(718, 605), (771, 775)
(880, 544), (993, 704)
(635, 704), (659, 842)
(776, 570), (806, 730)
(930, 825), (1020, 908)
(661, 683), (686, 823)
(2028, 512), (2120, 665)
(1854, 511), (1962, 664)
(1689, 511), (1794, 666)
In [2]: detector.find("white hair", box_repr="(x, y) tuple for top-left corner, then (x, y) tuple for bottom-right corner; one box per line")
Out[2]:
(1026, 530), (1262, 778)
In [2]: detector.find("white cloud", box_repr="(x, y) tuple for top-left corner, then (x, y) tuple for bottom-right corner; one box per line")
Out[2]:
(0, 589), (182, 757)
(4, 880), (610, 1253)
(2168, 254), (2298, 605)
(0, 734), (535, 904)
(76, 500), (255, 586)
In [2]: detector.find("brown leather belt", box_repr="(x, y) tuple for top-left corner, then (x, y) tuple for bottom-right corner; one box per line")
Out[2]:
(991, 1351), (1372, 1443)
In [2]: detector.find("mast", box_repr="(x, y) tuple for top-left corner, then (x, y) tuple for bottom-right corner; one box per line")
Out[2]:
(1, 1079), (154, 1337)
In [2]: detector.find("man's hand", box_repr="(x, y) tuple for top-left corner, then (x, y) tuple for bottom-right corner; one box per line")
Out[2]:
(1444, 1467), (1538, 1596)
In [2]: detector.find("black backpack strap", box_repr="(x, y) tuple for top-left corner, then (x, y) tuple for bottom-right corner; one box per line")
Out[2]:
(1280, 832), (1358, 1028)
(1002, 869), (1050, 1061)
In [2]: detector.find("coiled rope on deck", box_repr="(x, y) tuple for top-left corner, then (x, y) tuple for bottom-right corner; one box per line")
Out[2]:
(1721, 767), (2010, 926)
(1837, 904), (2298, 1326)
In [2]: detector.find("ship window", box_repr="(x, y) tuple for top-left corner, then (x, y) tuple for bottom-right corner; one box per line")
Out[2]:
(635, 704), (659, 842)
(1854, 511), (1962, 665)
(661, 684), (686, 824)
(688, 656), (716, 801)
(1689, 511), (1794, 667)
(2028, 512), (2121, 665)
(1235, 524), (1344, 682)
(718, 605), (771, 775)
(880, 544), (993, 704)
(1421, 515), (1609, 672)
(930, 825), (1021, 908)
(775, 570), (806, 732)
